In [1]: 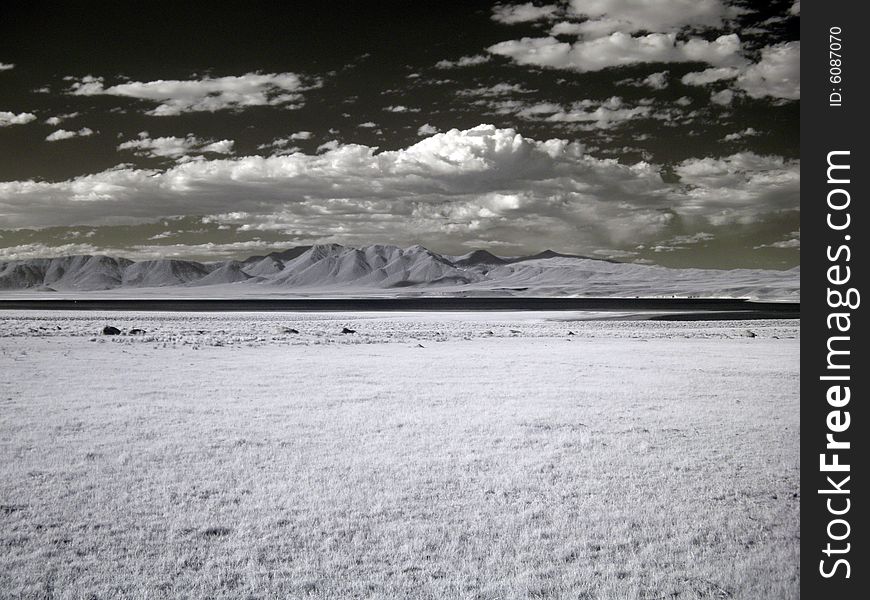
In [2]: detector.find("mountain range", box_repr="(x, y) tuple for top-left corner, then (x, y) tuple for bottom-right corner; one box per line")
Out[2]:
(0, 244), (800, 300)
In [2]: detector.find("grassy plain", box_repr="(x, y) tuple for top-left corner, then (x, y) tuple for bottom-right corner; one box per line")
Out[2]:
(0, 313), (799, 599)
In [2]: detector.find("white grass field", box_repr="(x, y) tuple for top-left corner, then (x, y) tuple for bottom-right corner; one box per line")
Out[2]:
(0, 312), (799, 599)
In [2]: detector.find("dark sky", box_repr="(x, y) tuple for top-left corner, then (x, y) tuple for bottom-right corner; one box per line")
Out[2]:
(0, 0), (799, 268)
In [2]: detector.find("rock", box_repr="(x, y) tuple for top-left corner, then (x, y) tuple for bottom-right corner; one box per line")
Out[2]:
(744, 330), (757, 338)
(129, 328), (146, 335)
(102, 326), (121, 335)
(567, 331), (576, 336)
(280, 327), (299, 334)
(341, 327), (356, 334)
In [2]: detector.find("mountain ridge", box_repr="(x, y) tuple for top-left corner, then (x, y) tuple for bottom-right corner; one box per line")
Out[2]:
(0, 244), (800, 300)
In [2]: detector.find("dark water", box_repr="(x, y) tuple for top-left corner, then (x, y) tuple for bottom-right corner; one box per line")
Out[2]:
(0, 297), (799, 320)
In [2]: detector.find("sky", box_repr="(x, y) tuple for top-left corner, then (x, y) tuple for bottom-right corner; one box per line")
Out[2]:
(0, 0), (799, 269)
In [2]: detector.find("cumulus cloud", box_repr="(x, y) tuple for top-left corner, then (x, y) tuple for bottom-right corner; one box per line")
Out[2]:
(256, 132), (313, 154)
(491, 3), (559, 24)
(489, 32), (744, 73)
(117, 132), (234, 159)
(723, 127), (759, 141)
(0, 62), (14, 71)
(674, 152), (799, 224)
(200, 140), (235, 154)
(525, 98), (650, 129)
(0, 125), (799, 257)
(679, 43), (799, 101)
(384, 105), (420, 113)
(642, 72), (668, 89)
(44, 112), (81, 126)
(66, 72), (314, 116)
(435, 54), (491, 69)
(45, 127), (94, 141)
(417, 124), (440, 136)
(562, 0), (741, 37)
(0, 111), (37, 126)
(710, 89), (734, 105)
(620, 71), (668, 89)
(681, 66), (740, 86)
(736, 41), (800, 100)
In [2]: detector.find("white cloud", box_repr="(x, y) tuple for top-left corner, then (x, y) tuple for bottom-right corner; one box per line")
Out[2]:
(710, 89), (734, 105)
(257, 132), (312, 153)
(755, 230), (800, 250)
(45, 127), (94, 141)
(456, 83), (535, 97)
(520, 97), (650, 129)
(617, 71), (669, 89)
(0, 243), (102, 260)
(0, 240), (278, 262)
(316, 140), (341, 153)
(723, 127), (759, 142)
(358, 121), (378, 128)
(679, 43), (799, 102)
(67, 72), (314, 116)
(118, 132), (234, 159)
(648, 232), (716, 253)
(481, 97), (651, 130)
(789, 1), (800, 16)
(200, 140), (235, 154)
(435, 54), (491, 69)
(384, 105), (420, 113)
(549, 19), (622, 38)
(492, 3), (559, 24)
(0, 111), (37, 126)
(674, 152), (799, 225)
(563, 0), (741, 36)
(44, 112), (81, 126)
(0, 62), (14, 71)
(0, 125), (798, 256)
(489, 32), (744, 73)
(681, 66), (740, 86)
(736, 42), (800, 100)
(642, 72), (668, 89)
(417, 124), (440, 136)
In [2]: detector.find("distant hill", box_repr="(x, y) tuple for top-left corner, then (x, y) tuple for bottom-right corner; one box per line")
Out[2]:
(0, 244), (800, 300)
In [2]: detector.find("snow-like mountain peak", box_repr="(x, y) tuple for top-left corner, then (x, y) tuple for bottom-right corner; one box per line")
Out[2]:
(0, 244), (800, 300)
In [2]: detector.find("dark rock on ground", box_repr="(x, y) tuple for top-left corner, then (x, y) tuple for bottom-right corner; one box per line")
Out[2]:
(102, 326), (121, 335)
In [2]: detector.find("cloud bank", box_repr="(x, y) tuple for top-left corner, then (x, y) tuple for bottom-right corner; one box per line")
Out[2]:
(489, 32), (744, 73)
(0, 125), (798, 257)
